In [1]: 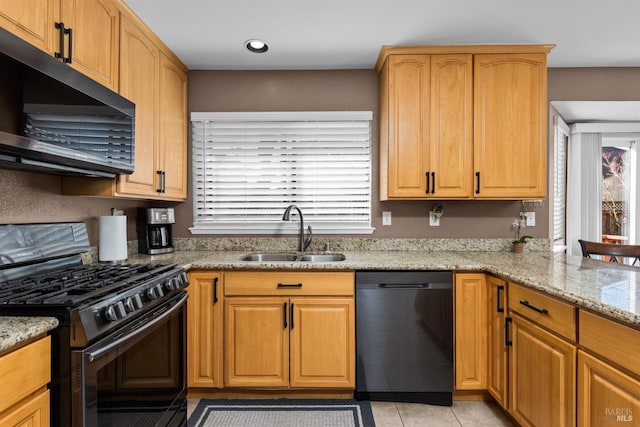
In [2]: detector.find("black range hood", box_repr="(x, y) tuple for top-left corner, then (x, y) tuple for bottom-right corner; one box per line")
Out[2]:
(0, 27), (135, 178)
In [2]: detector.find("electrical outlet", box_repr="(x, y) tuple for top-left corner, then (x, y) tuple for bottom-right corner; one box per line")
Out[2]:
(382, 211), (392, 226)
(525, 212), (536, 226)
(429, 211), (440, 226)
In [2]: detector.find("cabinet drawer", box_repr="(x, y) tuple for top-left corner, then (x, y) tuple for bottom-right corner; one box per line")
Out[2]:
(224, 271), (354, 296)
(0, 336), (51, 413)
(509, 283), (576, 341)
(579, 310), (640, 378)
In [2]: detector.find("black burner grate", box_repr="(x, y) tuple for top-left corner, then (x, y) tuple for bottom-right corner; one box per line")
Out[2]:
(0, 263), (172, 306)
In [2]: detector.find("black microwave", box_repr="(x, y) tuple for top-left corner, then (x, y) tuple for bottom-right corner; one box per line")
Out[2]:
(0, 27), (135, 178)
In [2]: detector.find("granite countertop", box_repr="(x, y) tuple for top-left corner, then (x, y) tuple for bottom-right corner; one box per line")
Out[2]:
(0, 316), (59, 353)
(126, 249), (640, 328)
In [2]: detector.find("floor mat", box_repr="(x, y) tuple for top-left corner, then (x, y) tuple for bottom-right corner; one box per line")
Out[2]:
(188, 399), (376, 427)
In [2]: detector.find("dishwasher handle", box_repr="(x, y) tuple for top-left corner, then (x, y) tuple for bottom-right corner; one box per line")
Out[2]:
(377, 282), (451, 290)
(380, 283), (431, 289)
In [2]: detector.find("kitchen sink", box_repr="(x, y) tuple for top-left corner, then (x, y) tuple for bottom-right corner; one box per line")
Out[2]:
(240, 253), (345, 262)
(240, 253), (299, 262)
(297, 253), (346, 262)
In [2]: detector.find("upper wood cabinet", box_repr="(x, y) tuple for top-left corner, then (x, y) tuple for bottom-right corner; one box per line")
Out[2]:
(0, 0), (120, 91)
(59, 0), (120, 91)
(379, 54), (473, 199)
(473, 53), (548, 199)
(0, 0), (57, 54)
(377, 45), (553, 200)
(61, 10), (188, 201)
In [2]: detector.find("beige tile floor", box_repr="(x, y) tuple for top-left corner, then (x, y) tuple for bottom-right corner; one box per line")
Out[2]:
(187, 399), (515, 426)
(370, 401), (515, 427)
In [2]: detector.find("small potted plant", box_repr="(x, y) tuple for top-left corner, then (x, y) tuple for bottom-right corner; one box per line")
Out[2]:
(512, 214), (532, 253)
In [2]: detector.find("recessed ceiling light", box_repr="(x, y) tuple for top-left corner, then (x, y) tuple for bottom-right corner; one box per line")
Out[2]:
(245, 39), (269, 53)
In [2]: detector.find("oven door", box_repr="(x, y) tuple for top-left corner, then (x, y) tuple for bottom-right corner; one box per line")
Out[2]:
(71, 292), (187, 427)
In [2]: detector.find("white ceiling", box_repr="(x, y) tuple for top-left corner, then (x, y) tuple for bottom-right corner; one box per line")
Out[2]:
(552, 101), (640, 123)
(124, 0), (640, 71)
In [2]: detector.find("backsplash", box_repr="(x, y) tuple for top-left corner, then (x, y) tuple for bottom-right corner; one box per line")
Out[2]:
(84, 237), (550, 264)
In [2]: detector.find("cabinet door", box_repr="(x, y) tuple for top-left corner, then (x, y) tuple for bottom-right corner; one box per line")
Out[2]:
(0, 0), (57, 54)
(187, 271), (223, 388)
(381, 54), (430, 199)
(224, 297), (289, 387)
(486, 275), (508, 408)
(454, 273), (487, 390)
(429, 54), (473, 198)
(473, 53), (547, 199)
(60, 0), (119, 91)
(118, 15), (159, 197)
(0, 389), (49, 427)
(578, 350), (640, 427)
(158, 51), (188, 200)
(289, 297), (355, 388)
(509, 313), (576, 427)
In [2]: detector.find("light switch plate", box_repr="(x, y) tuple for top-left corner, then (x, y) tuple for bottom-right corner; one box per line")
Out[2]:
(382, 211), (392, 226)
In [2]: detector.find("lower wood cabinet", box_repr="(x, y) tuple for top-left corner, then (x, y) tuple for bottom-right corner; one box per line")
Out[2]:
(187, 271), (223, 388)
(508, 312), (576, 427)
(577, 309), (640, 427)
(223, 271), (355, 389)
(578, 350), (639, 426)
(452, 273), (640, 427)
(486, 275), (508, 408)
(0, 336), (51, 427)
(454, 273), (487, 390)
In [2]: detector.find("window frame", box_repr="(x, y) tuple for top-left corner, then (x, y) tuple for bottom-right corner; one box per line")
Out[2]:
(189, 111), (374, 235)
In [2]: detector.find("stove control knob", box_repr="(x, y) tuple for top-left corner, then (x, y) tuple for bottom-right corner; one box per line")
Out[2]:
(105, 301), (127, 322)
(178, 272), (189, 287)
(124, 294), (143, 312)
(147, 284), (164, 300)
(164, 279), (176, 292)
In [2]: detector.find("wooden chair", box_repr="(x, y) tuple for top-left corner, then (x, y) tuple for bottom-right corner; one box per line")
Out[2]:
(578, 239), (640, 266)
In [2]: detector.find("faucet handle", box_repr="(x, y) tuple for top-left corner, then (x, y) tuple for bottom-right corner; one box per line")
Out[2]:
(303, 225), (313, 251)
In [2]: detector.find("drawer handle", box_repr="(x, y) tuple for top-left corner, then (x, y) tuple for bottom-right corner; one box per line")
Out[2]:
(277, 283), (303, 288)
(519, 300), (548, 314)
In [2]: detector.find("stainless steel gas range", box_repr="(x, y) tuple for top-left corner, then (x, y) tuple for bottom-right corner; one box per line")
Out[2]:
(0, 222), (188, 427)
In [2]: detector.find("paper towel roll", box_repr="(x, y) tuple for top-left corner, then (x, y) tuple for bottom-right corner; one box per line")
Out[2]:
(99, 215), (128, 262)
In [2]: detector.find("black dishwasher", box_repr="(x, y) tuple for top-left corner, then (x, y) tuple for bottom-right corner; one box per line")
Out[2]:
(355, 271), (453, 406)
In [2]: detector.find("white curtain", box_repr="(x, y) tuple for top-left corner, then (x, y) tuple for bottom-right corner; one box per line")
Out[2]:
(566, 131), (602, 256)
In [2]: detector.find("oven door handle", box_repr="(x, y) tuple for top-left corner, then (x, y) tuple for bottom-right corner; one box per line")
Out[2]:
(86, 293), (187, 362)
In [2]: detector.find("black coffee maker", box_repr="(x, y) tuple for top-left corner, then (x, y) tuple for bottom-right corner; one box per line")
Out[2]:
(137, 208), (175, 254)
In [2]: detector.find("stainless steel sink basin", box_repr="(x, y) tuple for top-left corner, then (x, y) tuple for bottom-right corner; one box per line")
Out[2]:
(240, 253), (346, 262)
(298, 253), (346, 262)
(240, 253), (299, 262)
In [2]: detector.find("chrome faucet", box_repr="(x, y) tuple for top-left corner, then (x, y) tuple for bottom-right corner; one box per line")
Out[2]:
(282, 204), (312, 252)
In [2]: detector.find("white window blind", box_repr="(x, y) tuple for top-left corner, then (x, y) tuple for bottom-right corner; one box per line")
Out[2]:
(553, 116), (569, 245)
(190, 111), (373, 234)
